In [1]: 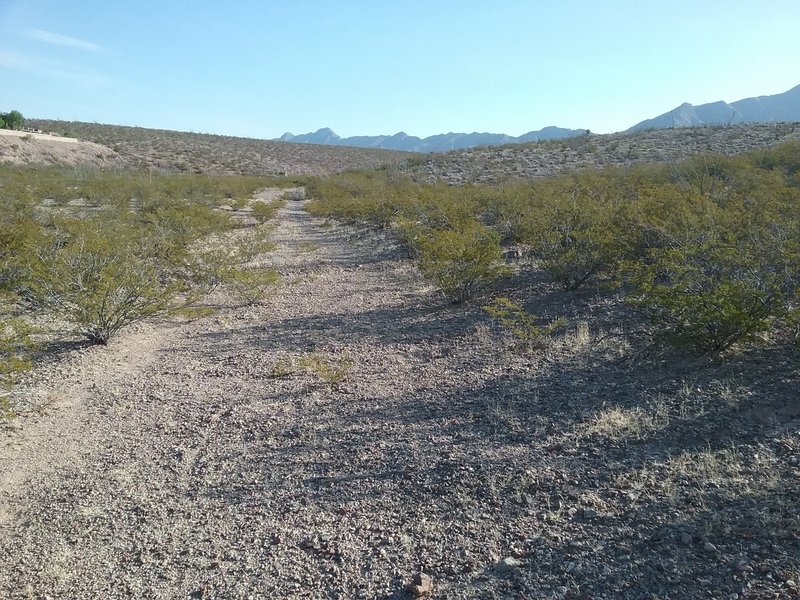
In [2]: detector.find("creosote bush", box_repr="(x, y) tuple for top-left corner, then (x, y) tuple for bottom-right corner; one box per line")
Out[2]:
(304, 141), (800, 354)
(0, 164), (284, 346)
(252, 199), (286, 223)
(416, 222), (509, 303)
(222, 267), (279, 306)
(627, 239), (797, 352)
(29, 218), (189, 344)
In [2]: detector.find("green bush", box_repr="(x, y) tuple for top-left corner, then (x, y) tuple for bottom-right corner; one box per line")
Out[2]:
(0, 313), (37, 408)
(522, 180), (639, 290)
(221, 267), (279, 306)
(1, 110), (24, 130)
(417, 221), (509, 303)
(251, 199), (285, 223)
(28, 218), (189, 344)
(627, 240), (796, 352)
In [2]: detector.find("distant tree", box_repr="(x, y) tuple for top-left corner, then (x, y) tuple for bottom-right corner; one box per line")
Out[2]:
(1, 111), (24, 130)
(0, 115), (5, 129)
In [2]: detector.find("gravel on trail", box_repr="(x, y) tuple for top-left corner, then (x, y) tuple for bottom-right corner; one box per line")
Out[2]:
(1, 196), (798, 600)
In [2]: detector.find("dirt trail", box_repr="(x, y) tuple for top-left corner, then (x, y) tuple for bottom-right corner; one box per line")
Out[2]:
(0, 197), (496, 599)
(1, 196), (797, 600)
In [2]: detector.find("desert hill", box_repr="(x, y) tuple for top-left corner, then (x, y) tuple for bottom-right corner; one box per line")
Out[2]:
(27, 120), (412, 176)
(14, 120), (800, 186)
(403, 121), (800, 184)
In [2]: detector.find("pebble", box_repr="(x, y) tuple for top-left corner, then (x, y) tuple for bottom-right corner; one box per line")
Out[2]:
(495, 557), (522, 571)
(704, 542), (718, 553)
(409, 572), (433, 597)
(680, 532), (693, 546)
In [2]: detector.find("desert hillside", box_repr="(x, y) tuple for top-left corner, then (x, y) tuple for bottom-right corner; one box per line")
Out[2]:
(11, 120), (800, 184)
(404, 122), (800, 184)
(0, 129), (124, 169)
(28, 119), (413, 176)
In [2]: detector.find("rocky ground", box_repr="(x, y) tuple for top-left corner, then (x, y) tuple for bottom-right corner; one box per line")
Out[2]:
(1, 196), (798, 599)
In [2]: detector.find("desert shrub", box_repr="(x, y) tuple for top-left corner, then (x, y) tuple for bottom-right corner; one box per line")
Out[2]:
(483, 297), (564, 351)
(190, 227), (275, 292)
(0, 313), (37, 389)
(750, 141), (800, 184)
(523, 183), (639, 290)
(417, 221), (509, 303)
(394, 217), (428, 258)
(627, 239), (797, 352)
(0, 197), (43, 292)
(221, 267), (279, 306)
(305, 171), (421, 227)
(251, 199), (285, 223)
(28, 217), (190, 344)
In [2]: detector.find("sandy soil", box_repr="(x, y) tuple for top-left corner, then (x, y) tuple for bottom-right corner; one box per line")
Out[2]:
(1, 196), (798, 599)
(0, 129), (122, 167)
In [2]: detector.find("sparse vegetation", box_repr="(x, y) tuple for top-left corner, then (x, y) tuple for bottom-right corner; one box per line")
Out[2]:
(306, 142), (800, 354)
(0, 164), (284, 348)
(483, 297), (564, 351)
(298, 352), (353, 386)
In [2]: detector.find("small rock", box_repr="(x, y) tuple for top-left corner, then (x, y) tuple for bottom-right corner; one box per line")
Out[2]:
(786, 580), (797, 589)
(703, 542), (717, 553)
(680, 532), (693, 546)
(495, 557), (522, 571)
(565, 561), (577, 573)
(732, 558), (749, 572)
(698, 578), (712, 586)
(583, 508), (598, 519)
(409, 572), (433, 597)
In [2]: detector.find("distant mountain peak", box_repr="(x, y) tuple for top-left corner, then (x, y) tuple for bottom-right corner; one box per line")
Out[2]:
(628, 84), (800, 132)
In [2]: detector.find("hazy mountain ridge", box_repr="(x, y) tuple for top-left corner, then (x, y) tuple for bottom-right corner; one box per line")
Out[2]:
(628, 83), (800, 131)
(275, 126), (586, 152)
(280, 84), (800, 151)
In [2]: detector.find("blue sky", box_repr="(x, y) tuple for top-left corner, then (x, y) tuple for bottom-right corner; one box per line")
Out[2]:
(1, 1), (799, 139)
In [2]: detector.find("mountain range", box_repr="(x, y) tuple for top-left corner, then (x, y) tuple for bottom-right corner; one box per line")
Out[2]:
(627, 83), (800, 131)
(275, 126), (586, 153)
(276, 83), (800, 152)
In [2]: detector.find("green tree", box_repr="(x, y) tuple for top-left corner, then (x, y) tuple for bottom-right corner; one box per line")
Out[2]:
(2, 110), (24, 130)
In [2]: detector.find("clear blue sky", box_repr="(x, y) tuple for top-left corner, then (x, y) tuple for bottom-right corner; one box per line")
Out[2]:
(1, 1), (799, 138)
